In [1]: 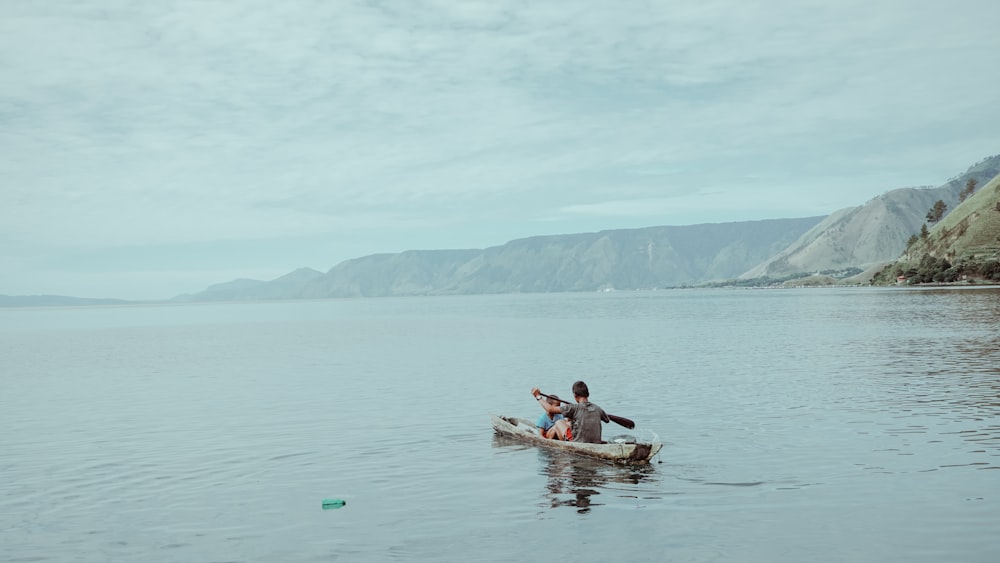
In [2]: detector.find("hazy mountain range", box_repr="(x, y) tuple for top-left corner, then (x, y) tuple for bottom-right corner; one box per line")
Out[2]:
(173, 216), (824, 301)
(4, 154), (998, 306)
(0, 295), (131, 307)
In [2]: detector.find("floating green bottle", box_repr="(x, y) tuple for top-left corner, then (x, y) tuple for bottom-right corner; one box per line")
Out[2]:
(322, 498), (346, 510)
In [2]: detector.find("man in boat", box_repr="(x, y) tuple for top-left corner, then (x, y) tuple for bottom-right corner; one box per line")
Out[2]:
(535, 395), (568, 440)
(530, 381), (609, 444)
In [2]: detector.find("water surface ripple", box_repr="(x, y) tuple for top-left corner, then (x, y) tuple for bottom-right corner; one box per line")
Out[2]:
(2, 288), (998, 562)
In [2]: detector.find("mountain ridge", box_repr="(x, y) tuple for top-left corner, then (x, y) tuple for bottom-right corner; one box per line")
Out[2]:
(740, 154), (1000, 279)
(189, 153), (997, 300)
(4, 153), (998, 306)
(872, 169), (1000, 284)
(180, 217), (824, 300)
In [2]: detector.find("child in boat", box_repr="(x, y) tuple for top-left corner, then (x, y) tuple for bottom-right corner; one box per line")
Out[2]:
(535, 395), (570, 440)
(531, 381), (606, 443)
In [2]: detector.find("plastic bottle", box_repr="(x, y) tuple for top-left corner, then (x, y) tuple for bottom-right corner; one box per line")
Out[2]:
(322, 498), (346, 510)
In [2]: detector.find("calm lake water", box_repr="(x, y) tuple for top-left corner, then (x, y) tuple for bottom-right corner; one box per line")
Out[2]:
(2, 288), (999, 562)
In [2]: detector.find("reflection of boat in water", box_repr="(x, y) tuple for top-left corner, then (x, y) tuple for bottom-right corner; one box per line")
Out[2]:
(494, 432), (660, 513)
(491, 415), (663, 464)
(539, 447), (659, 513)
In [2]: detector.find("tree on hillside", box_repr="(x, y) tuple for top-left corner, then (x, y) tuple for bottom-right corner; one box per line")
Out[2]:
(906, 234), (919, 248)
(926, 200), (947, 223)
(920, 223), (929, 239)
(959, 178), (978, 203)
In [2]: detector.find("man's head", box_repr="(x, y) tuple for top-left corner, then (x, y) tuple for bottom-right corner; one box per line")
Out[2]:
(546, 394), (561, 407)
(572, 380), (590, 399)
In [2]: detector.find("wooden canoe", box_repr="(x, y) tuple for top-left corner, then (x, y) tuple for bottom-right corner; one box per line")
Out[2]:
(491, 414), (662, 464)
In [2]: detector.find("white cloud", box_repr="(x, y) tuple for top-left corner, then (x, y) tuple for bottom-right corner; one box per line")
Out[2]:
(2, 0), (999, 297)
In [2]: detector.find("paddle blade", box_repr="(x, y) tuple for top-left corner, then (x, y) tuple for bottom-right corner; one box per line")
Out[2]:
(608, 414), (635, 430)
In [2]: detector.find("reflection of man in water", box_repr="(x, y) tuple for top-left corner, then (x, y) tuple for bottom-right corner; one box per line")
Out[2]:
(540, 450), (653, 514)
(542, 452), (605, 513)
(535, 395), (567, 439)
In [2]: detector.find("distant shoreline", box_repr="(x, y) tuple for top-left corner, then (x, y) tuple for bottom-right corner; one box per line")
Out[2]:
(5, 284), (1000, 309)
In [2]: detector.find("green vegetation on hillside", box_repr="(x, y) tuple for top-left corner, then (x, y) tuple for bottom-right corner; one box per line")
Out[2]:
(926, 200), (947, 223)
(959, 178), (977, 203)
(871, 254), (1000, 284)
(872, 172), (1000, 285)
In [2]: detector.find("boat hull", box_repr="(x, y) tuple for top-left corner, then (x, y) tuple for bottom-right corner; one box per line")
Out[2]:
(491, 414), (662, 464)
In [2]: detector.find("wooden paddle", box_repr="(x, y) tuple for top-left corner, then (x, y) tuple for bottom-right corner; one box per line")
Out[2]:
(538, 392), (635, 430)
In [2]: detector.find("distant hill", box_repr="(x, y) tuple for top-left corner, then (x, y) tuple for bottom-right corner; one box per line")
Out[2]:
(0, 295), (131, 308)
(297, 250), (482, 298)
(10, 153), (997, 304)
(872, 169), (1000, 284)
(176, 152), (1000, 300)
(740, 154), (1000, 280)
(177, 218), (824, 301)
(172, 268), (324, 302)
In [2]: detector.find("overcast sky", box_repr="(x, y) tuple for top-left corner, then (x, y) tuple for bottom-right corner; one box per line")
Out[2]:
(2, 1), (999, 299)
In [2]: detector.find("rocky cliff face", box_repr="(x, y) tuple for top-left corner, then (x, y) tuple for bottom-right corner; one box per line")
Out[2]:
(740, 155), (1000, 279)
